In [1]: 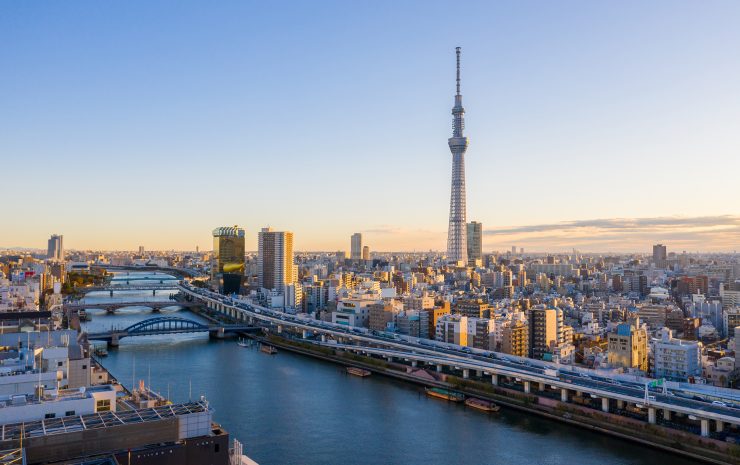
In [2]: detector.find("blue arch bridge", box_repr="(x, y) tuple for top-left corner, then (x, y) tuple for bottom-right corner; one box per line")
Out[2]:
(85, 316), (261, 347)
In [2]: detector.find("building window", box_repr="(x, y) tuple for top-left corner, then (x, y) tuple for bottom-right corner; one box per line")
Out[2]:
(45, 413), (56, 419)
(65, 410), (75, 417)
(57, 361), (63, 367)
(82, 364), (88, 370)
(215, 444), (220, 453)
(96, 399), (111, 412)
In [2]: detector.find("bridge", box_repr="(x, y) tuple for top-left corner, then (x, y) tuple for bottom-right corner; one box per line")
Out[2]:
(92, 264), (204, 279)
(64, 300), (200, 313)
(80, 284), (180, 294)
(178, 284), (740, 440)
(85, 316), (259, 346)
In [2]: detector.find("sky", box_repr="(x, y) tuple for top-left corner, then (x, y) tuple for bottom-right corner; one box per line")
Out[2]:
(1, 1), (738, 253)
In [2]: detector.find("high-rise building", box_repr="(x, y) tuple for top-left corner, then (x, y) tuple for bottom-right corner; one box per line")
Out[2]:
(511, 246), (517, 255)
(350, 233), (363, 261)
(47, 234), (64, 261)
(212, 226), (245, 294)
(529, 307), (564, 360)
(362, 245), (370, 261)
(653, 243), (667, 268)
(466, 221), (482, 266)
(258, 227), (295, 295)
(138, 246), (145, 254)
(446, 47), (469, 266)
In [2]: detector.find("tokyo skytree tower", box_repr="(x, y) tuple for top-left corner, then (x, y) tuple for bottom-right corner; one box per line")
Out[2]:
(446, 47), (469, 265)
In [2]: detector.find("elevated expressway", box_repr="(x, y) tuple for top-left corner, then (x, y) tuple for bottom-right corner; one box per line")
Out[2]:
(178, 283), (740, 438)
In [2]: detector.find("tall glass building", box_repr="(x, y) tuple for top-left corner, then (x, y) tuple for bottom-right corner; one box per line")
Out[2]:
(212, 226), (246, 294)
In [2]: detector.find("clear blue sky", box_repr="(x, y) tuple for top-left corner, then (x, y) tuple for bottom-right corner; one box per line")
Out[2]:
(1, 1), (738, 252)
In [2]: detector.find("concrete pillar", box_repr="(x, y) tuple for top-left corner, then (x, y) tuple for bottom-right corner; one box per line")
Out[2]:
(561, 388), (568, 402)
(411, 360), (418, 368)
(539, 382), (546, 391)
(476, 370), (482, 377)
(575, 391), (582, 397)
(716, 420), (724, 433)
(648, 407), (656, 424)
(463, 369), (470, 379)
(601, 398), (609, 413)
(277, 325), (283, 334)
(617, 400), (625, 409)
(701, 419), (710, 437)
(321, 334), (326, 342)
(386, 356), (393, 362)
(491, 374), (498, 386)
(302, 330), (308, 339)
(436, 364), (443, 373)
(663, 409), (671, 421)
(523, 381), (530, 393)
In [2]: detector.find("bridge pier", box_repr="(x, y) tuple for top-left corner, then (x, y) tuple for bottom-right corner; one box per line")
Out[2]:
(561, 388), (568, 402)
(109, 334), (120, 348)
(663, 408), (671, 421)
(411, 360), (418, 368)
(462, 369), (470, 379)
(491, 374), (498, 386)
(716, 420), (724, 433)
(302, 330), (308, 339)
(277, 325), (283, 334)
(601, 398), (609, 413)
(701, 419), (709, 437)
(475, 370), (482, 378)
(648, 407), (656, 424)
(539, 382), (546, 391)
(617, 399), (625, 409)
(321, 334), (326, 343)
(436, 364), (443, 372)
(110, 290), (114, 297)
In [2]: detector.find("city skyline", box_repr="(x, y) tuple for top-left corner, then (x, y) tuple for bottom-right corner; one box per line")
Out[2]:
(2, 1), (739, 252)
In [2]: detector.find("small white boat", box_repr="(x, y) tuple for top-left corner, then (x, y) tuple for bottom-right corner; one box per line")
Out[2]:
(237, 338), (249, 348)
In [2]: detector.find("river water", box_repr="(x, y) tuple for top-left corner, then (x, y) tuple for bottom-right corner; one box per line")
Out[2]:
(80, 272), (698, 465)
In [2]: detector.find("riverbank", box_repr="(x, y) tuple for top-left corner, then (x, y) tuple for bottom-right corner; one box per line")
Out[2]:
(253, 333), (740, 465)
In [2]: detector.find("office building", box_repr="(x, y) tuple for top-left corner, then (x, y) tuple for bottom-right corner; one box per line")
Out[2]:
(258, 228), (295, 297)
(211, 226), (245, 294)
(351, 233), (363, 260)
(466, 221), (482, 266)
(362, 245), (370, 261)
(446, 47), (469, 266)
(607, 318), (648, 372)
(47, 234), (64, 261)
(653, 244), (667, 269)
(466, 317), (495, 350)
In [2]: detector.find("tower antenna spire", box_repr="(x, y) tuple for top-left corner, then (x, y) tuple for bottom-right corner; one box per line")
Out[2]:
(456, 46), (461, 96)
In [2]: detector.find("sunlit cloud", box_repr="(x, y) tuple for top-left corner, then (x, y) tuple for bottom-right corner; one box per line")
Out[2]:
(483, 215), (739, 252)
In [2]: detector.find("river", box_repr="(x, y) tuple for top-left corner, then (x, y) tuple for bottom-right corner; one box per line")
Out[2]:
(80, 272), (698, 465)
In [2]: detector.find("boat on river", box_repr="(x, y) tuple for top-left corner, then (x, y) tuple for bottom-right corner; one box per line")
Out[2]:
(346, 367), (371, 377)
(260, 345), (278, 355)
(464, 397), (500, 412)
(237, 338), (249, 348)
(425, 387), (464, 402)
